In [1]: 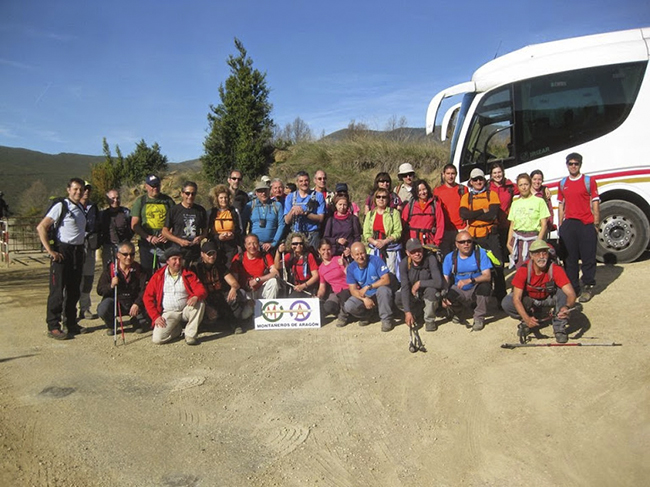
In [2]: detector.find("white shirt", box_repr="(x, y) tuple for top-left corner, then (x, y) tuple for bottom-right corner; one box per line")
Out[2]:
(45, 199), (86, 245)
(162, 268), (188, 312)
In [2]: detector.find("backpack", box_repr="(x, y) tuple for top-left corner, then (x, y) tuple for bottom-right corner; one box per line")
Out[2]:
(525, 260), (557, 296)
(450, 247), (482, 278)
(250, 198), (279, 217)
(45, 197), (70, 246)
(288, 190), (319, 231)
(558, 175), (592, 199)
(404, 197), (439, 244)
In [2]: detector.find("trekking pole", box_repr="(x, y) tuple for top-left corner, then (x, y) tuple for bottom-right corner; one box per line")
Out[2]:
(285, 281), (314, 297)
(113, 257), (118, 346)
(116, 294), (126, 345)
(502, 342), (622, 349)
(408, 325), (427, 353)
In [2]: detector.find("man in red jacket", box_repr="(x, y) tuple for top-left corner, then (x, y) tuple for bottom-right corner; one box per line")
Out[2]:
(143, 247), (207, 345)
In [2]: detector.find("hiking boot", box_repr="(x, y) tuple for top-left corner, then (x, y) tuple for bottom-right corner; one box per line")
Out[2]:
(579, 285), (595, 303)
(381, 320), (394, 332)
(555, 332), (568, 344)
(452, 315), (469, 327)
(358, 319), (371, 327)
(67, 325), (88, 335)
(425, 321), (438, 332)
(48, 329), (69, 340)
(79, 310), (98, 320)
(233, 325), (245, 335)
(472, 318), (485, 331)
(333, 318), (348, 328)
(106, 328), (115, 336)
(185, 336), (199, 346)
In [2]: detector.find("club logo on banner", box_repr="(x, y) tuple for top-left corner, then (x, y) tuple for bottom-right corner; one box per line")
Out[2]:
(254, 298), (321, 330)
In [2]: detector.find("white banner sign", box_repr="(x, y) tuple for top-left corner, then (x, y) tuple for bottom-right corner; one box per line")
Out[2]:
(254, 298), (321, 330)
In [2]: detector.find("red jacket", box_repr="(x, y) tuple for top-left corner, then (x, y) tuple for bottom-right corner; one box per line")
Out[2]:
(143, 266), (208, 323)
(401, 197), (445, 246)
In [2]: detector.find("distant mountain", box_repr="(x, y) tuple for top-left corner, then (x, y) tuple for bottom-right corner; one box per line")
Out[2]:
(0, 145), (202, 211)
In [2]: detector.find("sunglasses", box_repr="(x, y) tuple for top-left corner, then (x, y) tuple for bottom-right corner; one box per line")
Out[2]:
(375, 195), (388, 200)
(119, 252), (135, 257)
(567, 162), (580, 167)
(183, 191), (196, 196)
(316, 177), (327, 181)
(205, 251), (217, 257)
(456, 239), (473, 245)
(378, 180), (390, 183)
(403, 173), (414, 178)
(291, 242), (304, 247)
(471, 177), (484, 182)
(229, 176), (242, 181)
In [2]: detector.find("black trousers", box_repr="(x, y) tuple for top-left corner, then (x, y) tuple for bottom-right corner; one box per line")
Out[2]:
(560, 219), (597, 293)
(46, 243), (84, 331)
(475, 232), (506, 301)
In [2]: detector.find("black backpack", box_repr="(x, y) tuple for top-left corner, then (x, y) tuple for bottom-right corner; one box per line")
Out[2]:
(45, 198), (70, 247)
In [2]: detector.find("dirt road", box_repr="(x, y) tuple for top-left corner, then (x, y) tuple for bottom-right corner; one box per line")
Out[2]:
(0, 256), (648, 486)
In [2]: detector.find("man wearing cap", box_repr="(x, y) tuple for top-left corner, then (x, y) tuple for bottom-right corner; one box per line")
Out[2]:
(228, 169), (249, 214)
(131, 174), (175, 275)
(343, 242), (396, 332)
(143, 247), (207, 345)
(558, 152), (600, 303)
(242, 181), (285, 252)
(396, 238), (445, 331)
(230, 233), (280, 301)
(37, 178), (87, 339)
(442, 230), (493, 331)
(501, 239), (577, 343)
(161, 181), (208, 268)
(284, 170), (326, 249)
(78, 181), (101, 320)
(193, 241), (251, 335)
(459, 168), (506, 304)
(395, 163), (416, 205)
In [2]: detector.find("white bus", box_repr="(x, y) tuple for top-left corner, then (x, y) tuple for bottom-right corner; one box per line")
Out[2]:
(426, 27), (650, 263)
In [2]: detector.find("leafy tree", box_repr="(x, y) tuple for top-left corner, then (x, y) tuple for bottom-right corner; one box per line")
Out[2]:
(90, 138), (124, 205)
(202, 38), (274, 183)
(123, 139), (168, 185)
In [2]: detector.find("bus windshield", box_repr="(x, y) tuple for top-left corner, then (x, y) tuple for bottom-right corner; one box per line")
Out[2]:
(449, 92), (475, 170)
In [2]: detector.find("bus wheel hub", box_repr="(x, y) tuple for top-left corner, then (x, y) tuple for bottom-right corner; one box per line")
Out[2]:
(602, 216), (633, 250)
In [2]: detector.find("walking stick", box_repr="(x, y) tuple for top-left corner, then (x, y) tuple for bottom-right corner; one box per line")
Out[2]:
(113, 257), (118, 346)
(501, 342), (622, 349)
(116, 293), (126, 345)
(408, 325), (427, 353)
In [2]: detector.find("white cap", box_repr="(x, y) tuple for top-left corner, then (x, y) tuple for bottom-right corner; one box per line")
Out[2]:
(470, 168), (485, 179)
(397, 163), (415, 175)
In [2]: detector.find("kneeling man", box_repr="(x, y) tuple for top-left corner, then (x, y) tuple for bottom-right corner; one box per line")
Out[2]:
(144, 247), (207, 345)
(396, 238), (445, 332)
(442, 231), (493, 331)
(501, 239), (577, 343)
(344, 242), (395, 332)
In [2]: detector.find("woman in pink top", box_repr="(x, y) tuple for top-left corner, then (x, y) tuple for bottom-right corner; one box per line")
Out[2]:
(316, 240), (351, 327)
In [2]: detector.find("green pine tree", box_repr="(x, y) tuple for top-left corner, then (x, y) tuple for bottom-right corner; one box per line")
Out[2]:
(202, 38), (274, 184)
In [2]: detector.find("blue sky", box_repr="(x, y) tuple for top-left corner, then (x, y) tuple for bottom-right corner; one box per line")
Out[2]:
(1, 1), (649, 162)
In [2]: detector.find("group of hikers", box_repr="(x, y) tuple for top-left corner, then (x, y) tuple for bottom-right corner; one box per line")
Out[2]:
(36, 151), (599, 345)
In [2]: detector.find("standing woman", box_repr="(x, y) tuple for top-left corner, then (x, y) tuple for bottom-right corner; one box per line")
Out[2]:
(531, 169), (555, 234)
(363, 188), (403, 274)
(208, 184), (243, 268)
(507, 174), (551, 269)
(323, 194), (361, 257)
(275, 232), (319, 297)
(488, 162), (518, 260)
(316, 240), (352, 327)
(364, 172), (402, 213)
(401, 179), (445, 248)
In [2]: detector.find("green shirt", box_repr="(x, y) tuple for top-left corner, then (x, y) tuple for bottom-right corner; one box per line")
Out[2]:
(131, 193), (175, 237)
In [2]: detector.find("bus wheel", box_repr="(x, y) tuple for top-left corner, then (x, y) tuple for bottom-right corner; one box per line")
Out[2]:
(596, 200), (649, 263)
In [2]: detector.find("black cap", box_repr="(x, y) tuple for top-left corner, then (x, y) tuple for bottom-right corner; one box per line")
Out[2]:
(164, 246), (183, 260)
(335, 183), (348, 193)
(566, 152), (583, 164)
(145, 174), (161, 187)
(201, 241), (217, 253)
